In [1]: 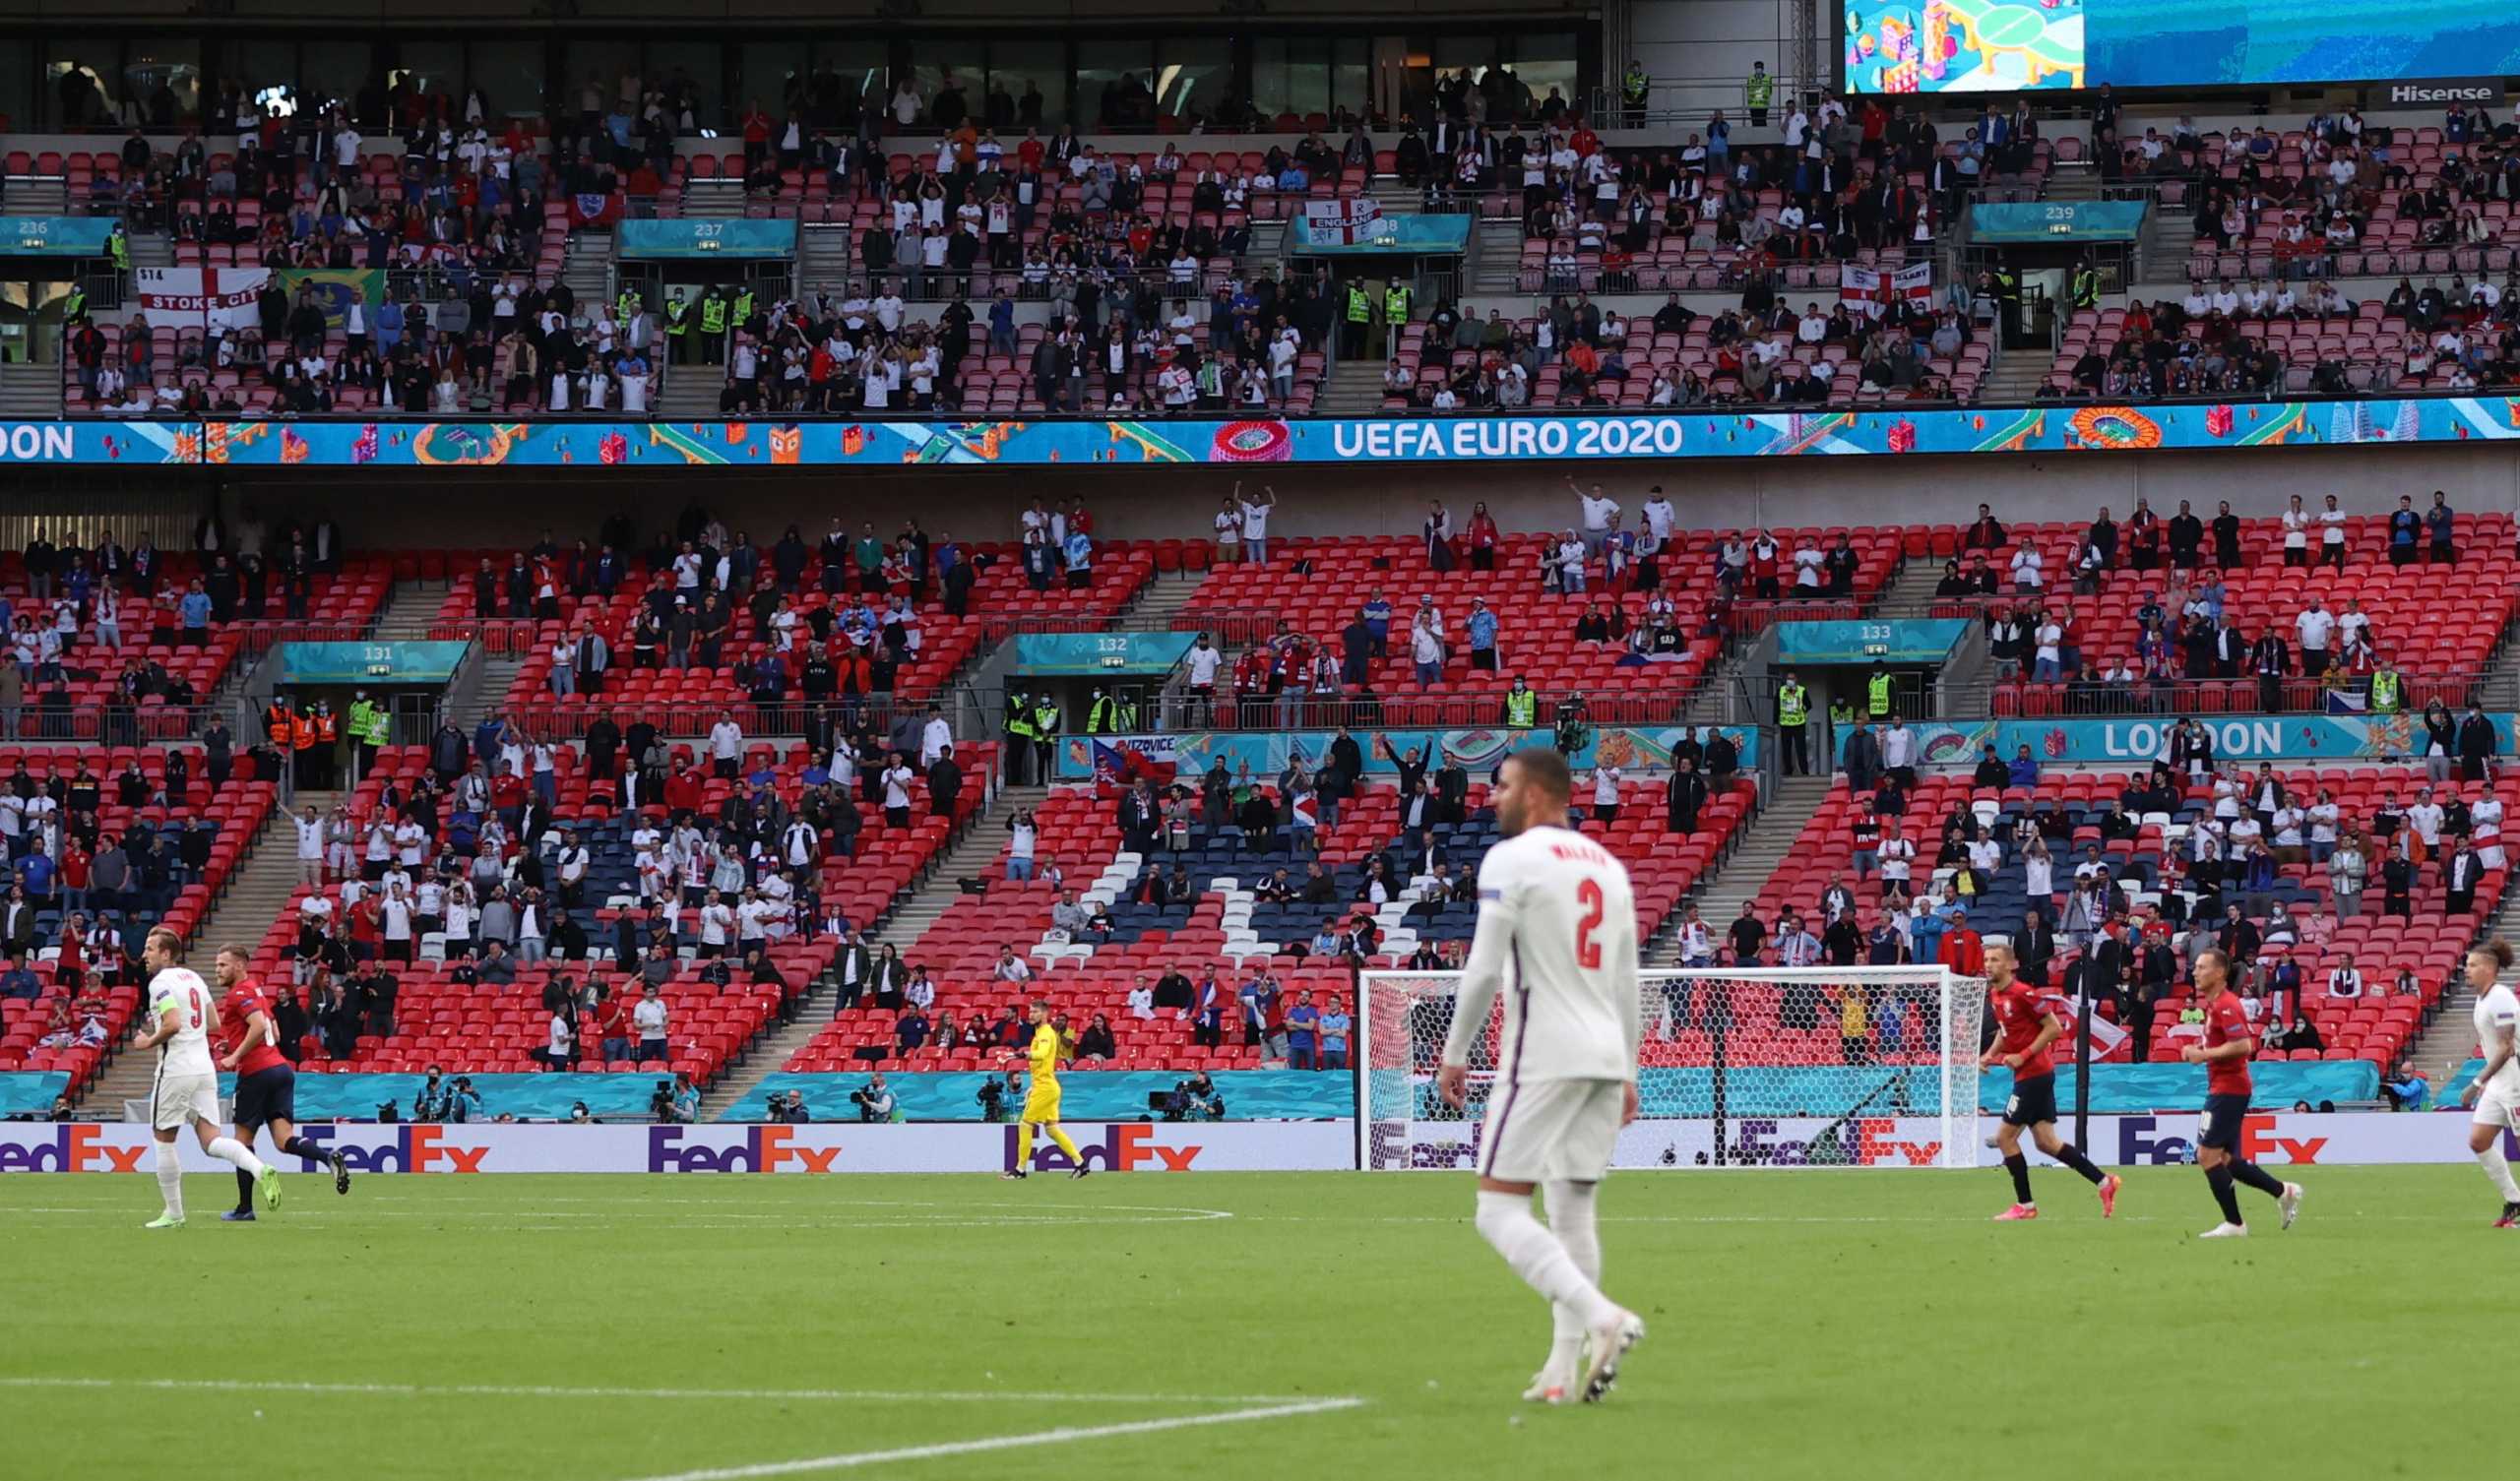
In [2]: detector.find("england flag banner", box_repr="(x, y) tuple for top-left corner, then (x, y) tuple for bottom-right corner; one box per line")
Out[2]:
(134, 266), (269, 332)
(1841, 262), (1932, 318)
(1300, 197), (1385, 246)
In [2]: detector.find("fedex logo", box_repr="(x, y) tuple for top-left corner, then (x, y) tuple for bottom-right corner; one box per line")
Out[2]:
(2117, 1114), (2330, 1166)
(648, 1126), (843, 1173)
(1851, 1119), (1945, 1166)
(1004, 1124), (1203, 1174)
(1732, 1118), (1942, 1166)
(293, 1124), (493, 1174)
(0, 1124), (150, 1172)
(1392, 1124), (1480, 1170)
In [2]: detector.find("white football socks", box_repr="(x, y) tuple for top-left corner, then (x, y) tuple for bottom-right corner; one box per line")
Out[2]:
(155, 1140), (184, 1218)
(1476, 1189), (1619, 1331)
(2478, 1142), (2520, 1203)
(1543, 1181), (1605, 1373)
(207, 1137), (269, 1178)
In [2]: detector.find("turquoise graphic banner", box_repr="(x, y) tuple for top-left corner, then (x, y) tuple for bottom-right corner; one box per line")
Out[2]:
(615, 219), (798, 259)
(719, 1070), (1353, 1122)
(220, 1071), (663, 1121)
(1292, 214), (1474, 253)
(1058, 725), (1763, 781)
(276, 641), (471, 685)
(1777, 619), (1968, 664)
(1858, 712), (2520, 768)
(10, 398), (2520, 466)
(1011, 633), (1196, 676)
(1981, 1062), (2379, 1113)
(1972, 201), (2149, 243)
(0, 216), (113, 257)
(0, 1072), (69, 1116)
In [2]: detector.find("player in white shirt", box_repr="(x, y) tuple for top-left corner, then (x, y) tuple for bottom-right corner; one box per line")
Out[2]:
(132, 928), (278, 1228)
(1435, 748), (1646, 1406)
(2456, 940), (2520, 1225)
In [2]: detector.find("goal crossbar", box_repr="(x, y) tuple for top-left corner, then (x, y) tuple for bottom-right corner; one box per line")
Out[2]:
(1357, 966), (1986, 1171)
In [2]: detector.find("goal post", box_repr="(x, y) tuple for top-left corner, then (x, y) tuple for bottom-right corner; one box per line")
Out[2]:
(1356, 967), (1986, 1171)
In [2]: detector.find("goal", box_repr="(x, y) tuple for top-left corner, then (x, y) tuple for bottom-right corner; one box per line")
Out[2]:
(1356, 967), (1986, 1171)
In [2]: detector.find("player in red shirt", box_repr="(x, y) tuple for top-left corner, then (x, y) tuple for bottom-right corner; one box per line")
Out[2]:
(1978, 942), (2120, 1221)
(212, 944), (349, 1220)
(2182, 947), (2302, 1238)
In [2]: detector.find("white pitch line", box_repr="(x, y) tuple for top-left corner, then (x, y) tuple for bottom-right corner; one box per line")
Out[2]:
(600, 1397), (1370, 1481)
(0, 1377), (1344, 1407)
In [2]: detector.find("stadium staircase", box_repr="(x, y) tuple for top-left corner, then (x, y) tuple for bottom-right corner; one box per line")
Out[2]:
(128, 229), (171, 272)
(1127, 564), (1210, 622)
(2404, 888), (2520, 1080)
(798, 221), (851, 300)
(81, 792), (341, 1115)
(696, 780), (1050, 1119)
(1978, 343), (2050, 404)
(560, 231), (613, 317)
(1643, 773), (1832, 965)
(0, 359), (59, 417)
(1469, 222), (1523, 296)
(679, 180), (746, 219)
(1315, 358), (1388, 414)
(2, 175), (65, 216)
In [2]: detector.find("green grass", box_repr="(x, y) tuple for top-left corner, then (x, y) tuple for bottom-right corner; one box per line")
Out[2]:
(0, 1165), (2491, 1480)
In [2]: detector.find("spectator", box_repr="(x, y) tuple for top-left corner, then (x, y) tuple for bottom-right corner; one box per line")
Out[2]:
(633, 981), (669, 1063)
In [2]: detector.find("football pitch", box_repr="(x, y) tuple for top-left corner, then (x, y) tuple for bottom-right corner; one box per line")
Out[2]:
(0, 1164), (2487, 1480)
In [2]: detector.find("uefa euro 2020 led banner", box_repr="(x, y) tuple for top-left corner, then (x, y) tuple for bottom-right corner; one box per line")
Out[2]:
(2, 398), (2517, 467)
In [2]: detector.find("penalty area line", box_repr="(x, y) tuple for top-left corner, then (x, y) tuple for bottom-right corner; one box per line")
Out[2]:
(598, 1397), (1371, 1481)
(0, 1377), (1340, 1407)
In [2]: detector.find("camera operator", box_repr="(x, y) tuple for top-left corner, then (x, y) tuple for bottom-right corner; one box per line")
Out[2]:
(446, 1076), (483, 1123)
(1174, 1070), (1225, 1122)
(767, 1089), (812, 1124)
(649, 1078), (678, 1122)
(412, 1065), (451, 1122)
(976, 1069), (1021, 1124)
(850, 1072), (897, 1123)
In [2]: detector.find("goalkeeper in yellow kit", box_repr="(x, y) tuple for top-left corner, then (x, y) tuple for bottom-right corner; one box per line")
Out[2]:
(1002, 1000), (1090, 1180)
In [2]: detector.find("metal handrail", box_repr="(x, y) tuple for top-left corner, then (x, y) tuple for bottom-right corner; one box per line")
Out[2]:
(1951, 670), (2518, 718)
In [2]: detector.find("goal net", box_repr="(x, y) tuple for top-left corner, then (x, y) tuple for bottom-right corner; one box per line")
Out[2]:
(1357, 967), (1986, 1171)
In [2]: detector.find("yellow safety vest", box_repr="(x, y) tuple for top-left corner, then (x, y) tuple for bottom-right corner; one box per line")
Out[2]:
(1345, 286), (1369, 323)
(1384, 286), (1411, 323)
(2370, 671), (2403, 712)
(1778, 683), (1807, 727)
(1867, 672), (1892, 715)
(1504, 689), (1537, 727)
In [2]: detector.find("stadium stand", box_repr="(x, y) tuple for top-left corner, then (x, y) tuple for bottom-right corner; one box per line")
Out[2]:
(411, 530), (1155, 727)
(788, 768), (1758, 1072)
(2, 545), (390, 734)
(1908, 508), (2519, 715)
(1749, 764), (2500, 1073)
(1185, 525), (1901, 720)
(229, 727), (994, 1085)
(0, 745), (276, 1096)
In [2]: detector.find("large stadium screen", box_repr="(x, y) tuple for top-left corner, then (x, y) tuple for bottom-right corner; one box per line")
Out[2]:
(1845, 0), (2520, 95)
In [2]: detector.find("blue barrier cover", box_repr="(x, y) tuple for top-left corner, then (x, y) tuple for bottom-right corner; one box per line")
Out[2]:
(0, 1072), (69, 1116)
(1980, 1062), (2379, 1112)
(223, 1071), (667, 1121)
(719, 1070), (1354, 1123)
